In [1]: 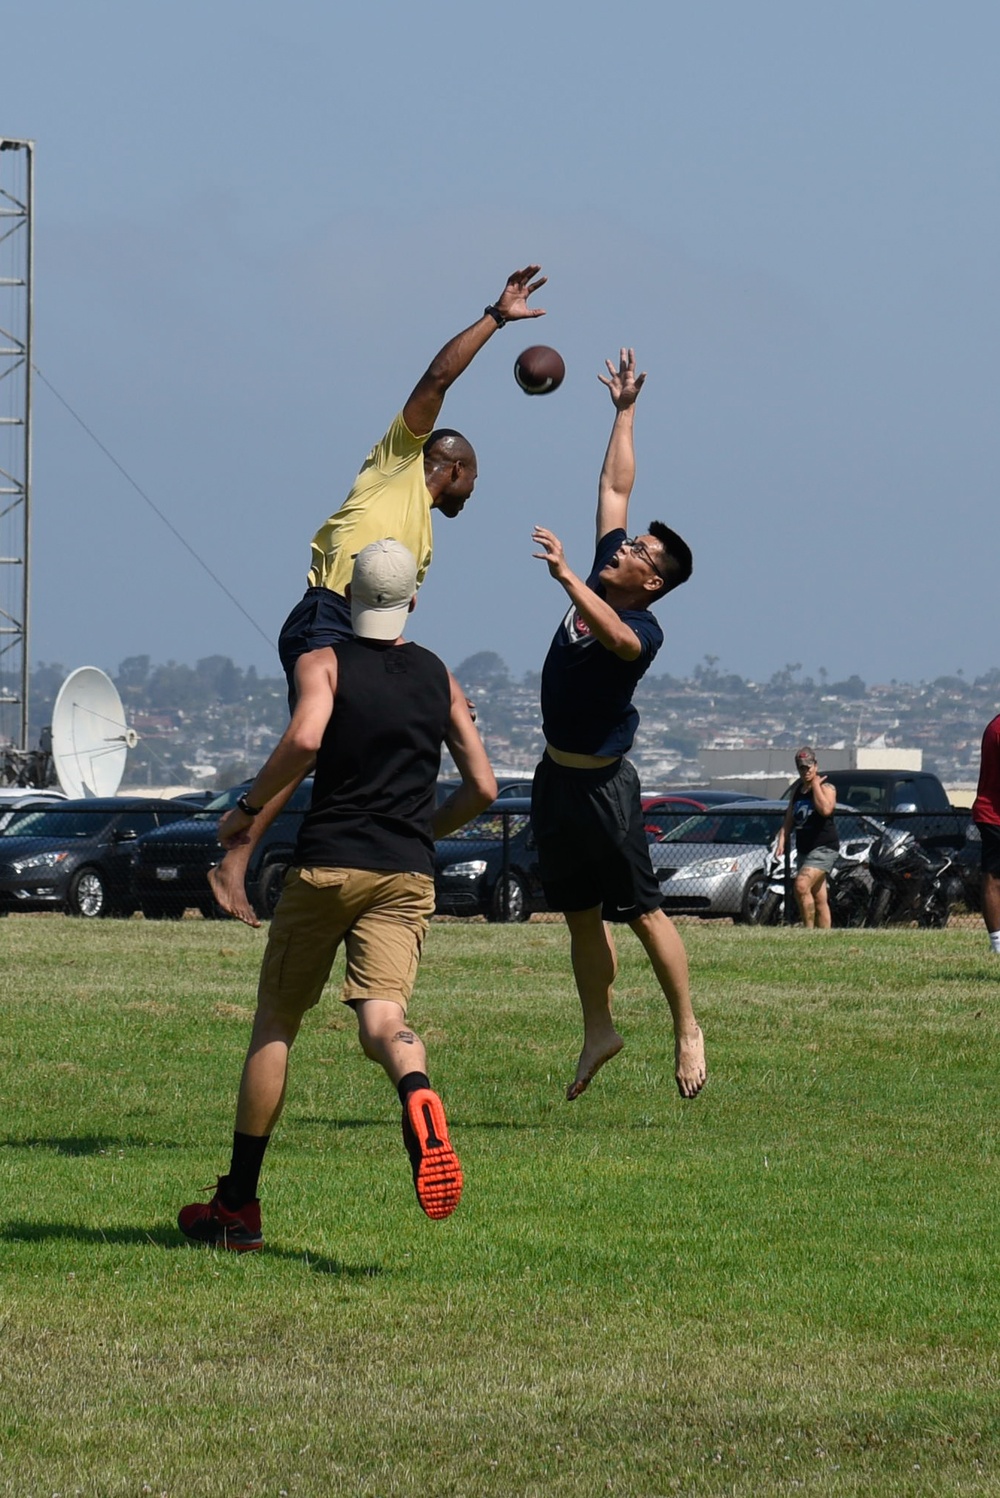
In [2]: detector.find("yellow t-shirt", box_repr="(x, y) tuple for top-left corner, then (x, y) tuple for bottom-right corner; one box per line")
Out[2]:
(306, 412), (434, 594)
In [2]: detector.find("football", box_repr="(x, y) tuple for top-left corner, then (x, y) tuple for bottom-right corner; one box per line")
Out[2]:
(514, 345), (565, 396)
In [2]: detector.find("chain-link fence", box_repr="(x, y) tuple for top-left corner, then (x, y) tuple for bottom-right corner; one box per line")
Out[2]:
(650, 805), (974, 928)
(0, 796), (978, 928)
(0, 792), (541, 924)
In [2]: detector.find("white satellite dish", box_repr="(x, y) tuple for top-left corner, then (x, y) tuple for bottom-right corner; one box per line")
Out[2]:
(51, 667), (138, 799)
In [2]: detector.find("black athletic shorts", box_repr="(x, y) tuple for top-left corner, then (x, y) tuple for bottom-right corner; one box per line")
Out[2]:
(976, 822), (1000, 878)
(277, 587), (354, 709)
(531, 754), (663, 923)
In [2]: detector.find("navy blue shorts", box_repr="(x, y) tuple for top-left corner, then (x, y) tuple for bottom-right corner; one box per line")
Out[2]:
(530, 754), (663, 923)
(277, 587), (353, 709)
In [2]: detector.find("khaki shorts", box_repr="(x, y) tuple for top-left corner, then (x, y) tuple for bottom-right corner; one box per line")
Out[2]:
(257, 866), (436, 1021)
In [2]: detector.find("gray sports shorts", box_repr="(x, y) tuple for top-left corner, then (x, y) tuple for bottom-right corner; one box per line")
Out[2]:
(798, 844), (839, 875)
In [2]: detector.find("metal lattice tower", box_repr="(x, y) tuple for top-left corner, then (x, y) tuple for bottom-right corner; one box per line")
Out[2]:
(0, 137), (34, 757)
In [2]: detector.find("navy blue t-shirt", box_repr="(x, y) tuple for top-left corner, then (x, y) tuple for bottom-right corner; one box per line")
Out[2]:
(539, 528), (663, 757)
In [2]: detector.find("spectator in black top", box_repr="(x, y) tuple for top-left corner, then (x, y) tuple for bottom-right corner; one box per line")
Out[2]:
(530, 349), (706, 1103)
(775, 746), (839, 928)
(178, 541), (497, 1251)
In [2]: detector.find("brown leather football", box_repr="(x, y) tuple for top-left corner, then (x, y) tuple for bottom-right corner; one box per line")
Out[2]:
(514, 345), (565, 395)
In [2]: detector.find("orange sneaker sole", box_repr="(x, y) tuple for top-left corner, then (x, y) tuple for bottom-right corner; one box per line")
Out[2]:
(405, 1089), (463, 1220)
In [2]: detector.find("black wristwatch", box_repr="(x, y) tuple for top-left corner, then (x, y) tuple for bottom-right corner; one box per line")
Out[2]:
(236, 792), (262, 817)
(483, 303), (506, 327)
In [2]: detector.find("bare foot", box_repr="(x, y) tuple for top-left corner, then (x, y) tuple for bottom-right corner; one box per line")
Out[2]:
(207, 859), (261, 929)
(675, 1024), (706, 1099)
(566, 1030), (624, 1100)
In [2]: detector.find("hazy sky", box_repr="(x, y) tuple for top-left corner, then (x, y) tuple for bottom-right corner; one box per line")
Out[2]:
(4, 1), (999, 689)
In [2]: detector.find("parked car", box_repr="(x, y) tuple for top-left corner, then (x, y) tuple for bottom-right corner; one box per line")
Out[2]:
(135, 778), (534, 922)
(0, 798), (197, 917)
(641, 790), (760, 843)
(643, 789), (760, 810)
(436, 776), (533, 805)
(0, 787), (66, 805)
(650, 800), (883, 922)
(132, 779), (314, 920)
(798, 769), (951, 815)
(0, 788), (67, 831)
(434, 796), (544, 922)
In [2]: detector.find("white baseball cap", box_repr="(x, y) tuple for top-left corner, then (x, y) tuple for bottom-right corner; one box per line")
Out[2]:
(350, 539), (417, 640)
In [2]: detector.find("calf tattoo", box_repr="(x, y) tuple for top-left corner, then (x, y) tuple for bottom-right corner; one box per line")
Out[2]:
(393, 1030), (417, 1045)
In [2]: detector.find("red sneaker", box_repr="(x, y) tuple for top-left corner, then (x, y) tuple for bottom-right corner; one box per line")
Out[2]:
(178, 1180), (263, 1252)
(401, 1089), (463, 1221)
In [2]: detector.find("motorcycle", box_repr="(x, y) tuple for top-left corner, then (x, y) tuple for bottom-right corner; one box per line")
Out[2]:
(744, 850), (871, 928)
(862, 825), (963, 929)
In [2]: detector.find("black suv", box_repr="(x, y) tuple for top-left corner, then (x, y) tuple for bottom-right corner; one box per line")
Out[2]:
(785, 770), (968, 852)
(132, 779), (313, 920)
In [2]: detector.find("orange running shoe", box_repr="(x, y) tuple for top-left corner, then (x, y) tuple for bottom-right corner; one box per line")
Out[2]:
(401, 1088), (463, 1220)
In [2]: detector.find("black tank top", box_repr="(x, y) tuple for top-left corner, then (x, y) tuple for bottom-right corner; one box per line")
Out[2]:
(792, 785), (839, 858)
(294, 638), (451, 877)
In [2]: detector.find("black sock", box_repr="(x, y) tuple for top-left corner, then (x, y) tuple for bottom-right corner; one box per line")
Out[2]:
(397, 1071), (431, 1108)
(221, 1131), (270, 1209)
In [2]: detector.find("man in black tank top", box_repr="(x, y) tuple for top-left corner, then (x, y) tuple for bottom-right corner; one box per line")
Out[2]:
(178, 541), (497, 1250)
(775, 746), (839, 929)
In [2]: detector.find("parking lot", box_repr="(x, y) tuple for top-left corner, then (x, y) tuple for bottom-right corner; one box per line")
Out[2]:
(0, 787), (977, 929)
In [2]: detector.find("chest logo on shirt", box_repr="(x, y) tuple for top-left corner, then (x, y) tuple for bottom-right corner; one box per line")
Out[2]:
(561, 602), (595, 645)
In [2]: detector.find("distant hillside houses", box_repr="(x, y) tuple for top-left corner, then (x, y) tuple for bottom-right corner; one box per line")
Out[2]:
(21, 655), (998, 793)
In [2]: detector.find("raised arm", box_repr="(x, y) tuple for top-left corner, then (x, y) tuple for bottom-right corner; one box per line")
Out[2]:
(810, 772), (837, 818)
(401, 265), (547, 437)
(433, 673), (498, 839)
(595, 348), (646, 544)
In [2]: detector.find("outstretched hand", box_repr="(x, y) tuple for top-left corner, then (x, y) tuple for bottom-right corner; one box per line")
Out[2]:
(532, 525), (570, 581)
(496, 265), (547, 321)
(599, 347), (646, 410)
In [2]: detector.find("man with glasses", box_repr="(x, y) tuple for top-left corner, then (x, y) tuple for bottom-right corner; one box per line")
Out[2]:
(530, 349), (706, 1103)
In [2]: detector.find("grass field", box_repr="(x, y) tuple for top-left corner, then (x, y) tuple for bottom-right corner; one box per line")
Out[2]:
(1, 913), (998, 1496)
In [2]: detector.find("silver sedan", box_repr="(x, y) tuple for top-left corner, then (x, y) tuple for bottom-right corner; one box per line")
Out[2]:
(648, 801), (882, 922)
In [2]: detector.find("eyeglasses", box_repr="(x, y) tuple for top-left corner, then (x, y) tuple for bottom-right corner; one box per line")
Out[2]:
(624, 536), (667, 582)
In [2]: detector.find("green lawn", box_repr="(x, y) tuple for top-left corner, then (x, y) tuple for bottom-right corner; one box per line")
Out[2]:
(1, 915), (998, 1496)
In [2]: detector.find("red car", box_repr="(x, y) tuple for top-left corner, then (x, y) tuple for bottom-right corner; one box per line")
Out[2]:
(641, 790), (759, 843)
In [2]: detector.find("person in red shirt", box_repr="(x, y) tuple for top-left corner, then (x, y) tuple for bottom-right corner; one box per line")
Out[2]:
(971, 713), (1000, 954)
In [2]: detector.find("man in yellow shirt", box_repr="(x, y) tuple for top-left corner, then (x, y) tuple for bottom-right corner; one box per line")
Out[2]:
(210, 263), (547, 924)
